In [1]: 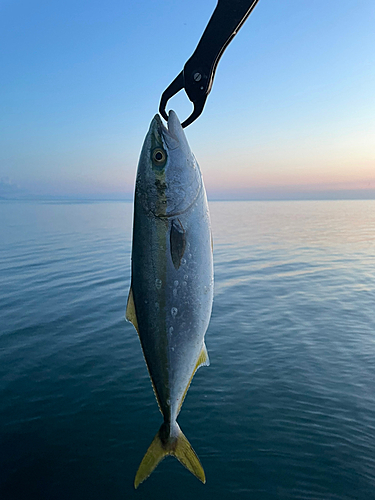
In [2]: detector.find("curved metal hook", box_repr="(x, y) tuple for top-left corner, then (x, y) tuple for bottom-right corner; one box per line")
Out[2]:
(159, 0), (260, 127)
(159, 72), (184, 122)
(158, 72), (207, 128)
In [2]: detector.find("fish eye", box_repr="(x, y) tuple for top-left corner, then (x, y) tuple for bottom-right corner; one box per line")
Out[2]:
(152, 148), (166, 165)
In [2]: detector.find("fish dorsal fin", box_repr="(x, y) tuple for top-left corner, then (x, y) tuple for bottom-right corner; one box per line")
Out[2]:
(177, 342), (210, 415)
(126, 286), (164, 414)
(126, 287), (139, 334)
(170, 218), (186, 270)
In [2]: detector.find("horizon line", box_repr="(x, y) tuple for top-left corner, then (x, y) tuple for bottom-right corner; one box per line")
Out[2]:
(1, 193), (375, 203)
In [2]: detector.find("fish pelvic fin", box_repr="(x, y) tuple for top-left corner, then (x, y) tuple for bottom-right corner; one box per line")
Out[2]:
(134, 422), (205, 489)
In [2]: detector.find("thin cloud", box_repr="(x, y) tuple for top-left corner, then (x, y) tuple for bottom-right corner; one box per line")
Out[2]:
(0, 177), (23, 198)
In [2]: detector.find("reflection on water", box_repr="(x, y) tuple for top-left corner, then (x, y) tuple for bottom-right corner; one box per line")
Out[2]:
(0, 200), (375, 499)
(211, 199), (375, 247)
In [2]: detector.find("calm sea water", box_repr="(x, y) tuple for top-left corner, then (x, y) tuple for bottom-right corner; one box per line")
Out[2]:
(1, 199), (375, 500)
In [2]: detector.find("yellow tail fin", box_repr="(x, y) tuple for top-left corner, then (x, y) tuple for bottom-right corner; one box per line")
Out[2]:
(134, 423), (205, 488)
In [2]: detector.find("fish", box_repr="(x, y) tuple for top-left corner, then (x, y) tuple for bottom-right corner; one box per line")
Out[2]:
(126, 110), (214, 488)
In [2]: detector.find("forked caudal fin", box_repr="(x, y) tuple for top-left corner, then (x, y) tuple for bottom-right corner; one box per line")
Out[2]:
(134, 422), (205, 488)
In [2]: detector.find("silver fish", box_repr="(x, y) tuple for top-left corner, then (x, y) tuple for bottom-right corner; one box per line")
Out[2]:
(126, 110), (213, 488)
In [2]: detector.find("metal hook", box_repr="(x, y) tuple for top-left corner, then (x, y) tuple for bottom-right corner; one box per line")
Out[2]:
(158, 71), (208, 128)
(159, 0), (260, 127)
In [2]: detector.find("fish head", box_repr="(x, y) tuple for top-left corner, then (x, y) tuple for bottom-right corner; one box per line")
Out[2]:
(136, 110), (202, 217)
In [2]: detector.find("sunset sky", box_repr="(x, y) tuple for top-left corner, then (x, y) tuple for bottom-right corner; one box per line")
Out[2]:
(1, 0), (374, 200)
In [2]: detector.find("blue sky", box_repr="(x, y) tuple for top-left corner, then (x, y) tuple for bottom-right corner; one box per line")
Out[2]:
(1, 0), (374, 199)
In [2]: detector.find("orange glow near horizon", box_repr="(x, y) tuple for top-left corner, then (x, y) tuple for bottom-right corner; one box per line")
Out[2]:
(202, 161), (375, 194)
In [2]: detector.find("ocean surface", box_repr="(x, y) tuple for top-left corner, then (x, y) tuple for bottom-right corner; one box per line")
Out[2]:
(1, 199), (375, 500)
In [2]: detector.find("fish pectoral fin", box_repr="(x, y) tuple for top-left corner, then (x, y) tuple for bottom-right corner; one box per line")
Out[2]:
(170, 218), (186, 270)
(134, 423), (205, 489)
(126, 287), (139, 334)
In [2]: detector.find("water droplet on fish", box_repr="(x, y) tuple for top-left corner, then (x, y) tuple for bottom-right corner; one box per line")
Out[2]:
(173, 288), (177, 297)
(167, 399), (171, 405)
(181, 258), (186, 265)
(188, 253), (192, 259)
(182, 281), (187, 287)
(169, 327), (174, 334)
(155, 279), (162, 289)
(184, 274), (188, 280)
(171, 307), (178, 317)
(174, 280), (179, 287)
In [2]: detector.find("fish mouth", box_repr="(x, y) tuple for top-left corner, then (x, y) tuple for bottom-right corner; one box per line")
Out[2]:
(166, 110), (182, 139)
(150, 112), (181, 150)
(152, 113), (167, 133)
(149, 114), (168, 144)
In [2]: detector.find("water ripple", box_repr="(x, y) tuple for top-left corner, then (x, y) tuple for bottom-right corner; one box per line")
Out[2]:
(1, 200), (375, 499)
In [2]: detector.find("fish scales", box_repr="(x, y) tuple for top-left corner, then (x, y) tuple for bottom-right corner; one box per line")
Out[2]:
(127, 110), (213, 487)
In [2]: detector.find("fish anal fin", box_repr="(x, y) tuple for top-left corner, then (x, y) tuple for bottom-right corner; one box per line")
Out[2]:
(126, 287), (139, 334)
(178, 342), (210, 414)
(134, 423), (205, 489)
(196, 342), (210, 370)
